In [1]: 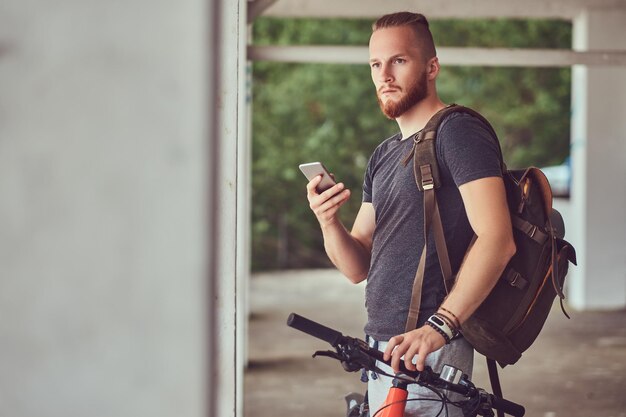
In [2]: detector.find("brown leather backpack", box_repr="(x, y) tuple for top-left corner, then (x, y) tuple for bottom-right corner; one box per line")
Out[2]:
(403, 104), (577, 411)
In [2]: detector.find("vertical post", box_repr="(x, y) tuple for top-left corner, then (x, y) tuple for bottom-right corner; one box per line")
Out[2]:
(236, 11), (253, 417)
(215, 0), (248, 416)
(208, 2), (216, 414)
(239, 23), (254, 370)
(569, 8), (626, 309)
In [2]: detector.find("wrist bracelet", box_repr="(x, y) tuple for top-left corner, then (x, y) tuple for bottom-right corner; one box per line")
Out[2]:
(434, 312), (458, 333)
(439, 307), (461, 328)
(425, 320), (451, 344)
(427, 314), (455, 342)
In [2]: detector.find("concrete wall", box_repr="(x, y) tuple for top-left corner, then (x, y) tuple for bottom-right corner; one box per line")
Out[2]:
(569, 8), (626, 309)
(0, 1), (211, 416)
(546, 9), (626, 311)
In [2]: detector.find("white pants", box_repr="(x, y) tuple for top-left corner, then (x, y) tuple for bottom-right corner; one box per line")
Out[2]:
(367, 337), (474, 417)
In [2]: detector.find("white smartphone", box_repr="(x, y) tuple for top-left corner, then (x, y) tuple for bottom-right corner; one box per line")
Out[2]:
(299, 162), (337, 192)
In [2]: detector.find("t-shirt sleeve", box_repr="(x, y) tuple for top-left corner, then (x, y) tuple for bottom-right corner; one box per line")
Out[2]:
(437, 113), (502, 187)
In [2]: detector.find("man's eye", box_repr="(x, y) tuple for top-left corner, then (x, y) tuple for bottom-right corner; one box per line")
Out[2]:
(394, 58), (405, 64)
(371, 63), (380, 68)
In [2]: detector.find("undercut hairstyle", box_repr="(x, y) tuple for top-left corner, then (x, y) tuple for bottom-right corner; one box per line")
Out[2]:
(372, 12), (437, 62)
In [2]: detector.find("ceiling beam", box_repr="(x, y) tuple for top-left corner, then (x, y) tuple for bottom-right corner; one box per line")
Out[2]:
(248, 45), (626, 67)
(255, 0), (626, 20)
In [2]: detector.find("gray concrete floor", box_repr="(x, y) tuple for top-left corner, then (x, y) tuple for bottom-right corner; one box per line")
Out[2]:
(244, 269), (626, 417)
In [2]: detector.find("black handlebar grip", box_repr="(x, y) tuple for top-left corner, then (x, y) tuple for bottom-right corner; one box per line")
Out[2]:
(491, 395), (525, 417)
(287, 313), (344, 347)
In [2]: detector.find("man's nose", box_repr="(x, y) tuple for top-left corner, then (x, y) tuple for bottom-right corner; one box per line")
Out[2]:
(379, 63), (393, 84)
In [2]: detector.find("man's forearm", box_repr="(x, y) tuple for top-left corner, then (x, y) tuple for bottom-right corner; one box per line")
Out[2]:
(321, 221), (371, 283)
(439, 234), (515, 324)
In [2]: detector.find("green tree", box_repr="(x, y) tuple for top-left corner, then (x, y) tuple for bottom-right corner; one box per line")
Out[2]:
(251, 18), (571, 271)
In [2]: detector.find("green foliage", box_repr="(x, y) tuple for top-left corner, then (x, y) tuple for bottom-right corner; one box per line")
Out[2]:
(251, 17), (572, 271)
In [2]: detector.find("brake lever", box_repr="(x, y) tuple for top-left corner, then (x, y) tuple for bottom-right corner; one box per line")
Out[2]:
(312, 350), (344, 361)
(312, 349), (365, 372)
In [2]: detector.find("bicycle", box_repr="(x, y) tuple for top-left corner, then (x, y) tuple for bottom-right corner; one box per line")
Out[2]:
(287, 313), (525, 417)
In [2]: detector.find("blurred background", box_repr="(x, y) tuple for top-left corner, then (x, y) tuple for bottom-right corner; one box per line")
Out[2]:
(0, 1), (624, 417)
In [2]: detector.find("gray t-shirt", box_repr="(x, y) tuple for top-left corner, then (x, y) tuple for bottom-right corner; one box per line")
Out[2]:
(362, 112), (502, 341)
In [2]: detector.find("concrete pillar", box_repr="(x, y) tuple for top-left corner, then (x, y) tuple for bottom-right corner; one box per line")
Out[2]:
(0, 1), (217, 416)
(215, 1), (248, 417)
(569, 8), (626, 309)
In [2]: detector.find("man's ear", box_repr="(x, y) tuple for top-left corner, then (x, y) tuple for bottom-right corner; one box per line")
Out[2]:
(427, 57), (440, 80)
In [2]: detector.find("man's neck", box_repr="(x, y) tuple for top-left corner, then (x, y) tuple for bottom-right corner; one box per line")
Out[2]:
(396, 96), (447, 139)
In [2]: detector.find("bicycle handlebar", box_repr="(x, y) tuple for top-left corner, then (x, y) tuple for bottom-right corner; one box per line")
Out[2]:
(287, 312), (525, 417)
(287, 312), (420, 377)
(287, 312), (344, 346)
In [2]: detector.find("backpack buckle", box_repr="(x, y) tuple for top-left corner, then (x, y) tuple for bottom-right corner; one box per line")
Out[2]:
(507, 271), (528, 289)
(510, 274), (519, 286)
(420, 165), (435, 190)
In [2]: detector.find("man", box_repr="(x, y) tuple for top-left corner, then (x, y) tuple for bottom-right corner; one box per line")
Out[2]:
(306, 12), (516, 416)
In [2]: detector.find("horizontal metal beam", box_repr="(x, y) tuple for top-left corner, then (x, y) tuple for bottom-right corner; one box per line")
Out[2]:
(256, 0), (626, 20)
(438, 47), (626, 67)
(248, 45), (626, 67)
(249, 45), (364, 64)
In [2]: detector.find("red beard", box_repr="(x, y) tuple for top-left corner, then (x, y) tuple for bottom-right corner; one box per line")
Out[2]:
(377, 71), (428, 119)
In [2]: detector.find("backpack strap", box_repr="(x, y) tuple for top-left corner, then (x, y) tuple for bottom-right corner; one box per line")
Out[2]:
(405, 178), (447, 331)
(487, 358), (505, 417)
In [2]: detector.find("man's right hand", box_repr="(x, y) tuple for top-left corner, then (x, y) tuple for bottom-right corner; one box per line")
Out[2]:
(306, 175), (351, 228)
